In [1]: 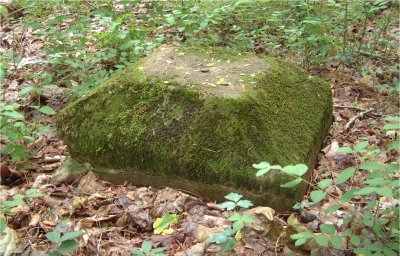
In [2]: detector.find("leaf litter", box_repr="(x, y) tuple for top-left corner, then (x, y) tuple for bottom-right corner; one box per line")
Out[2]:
(0, 1), (399, 255)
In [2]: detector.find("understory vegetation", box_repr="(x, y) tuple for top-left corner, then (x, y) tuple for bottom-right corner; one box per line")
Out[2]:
(0, 0), (399, 255)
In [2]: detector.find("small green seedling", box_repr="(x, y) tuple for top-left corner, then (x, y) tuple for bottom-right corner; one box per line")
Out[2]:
(130, 240), (168, 256)
(209, 228), (237, 252)
(1, 188), (43, 215)
(218, 192), (253, 210)
(46, 230), (83, 256)
(209, 193), (254, 252)
(228, 212), (254, 232)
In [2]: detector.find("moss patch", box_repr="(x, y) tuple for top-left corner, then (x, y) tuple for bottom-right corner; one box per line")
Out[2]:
(57, 45), (332, 210)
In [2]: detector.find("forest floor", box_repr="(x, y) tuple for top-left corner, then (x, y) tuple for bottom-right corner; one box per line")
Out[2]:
(1, 1), (399, 256)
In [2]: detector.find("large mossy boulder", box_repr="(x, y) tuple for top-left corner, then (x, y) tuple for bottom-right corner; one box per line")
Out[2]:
(57, 45), (332, 210)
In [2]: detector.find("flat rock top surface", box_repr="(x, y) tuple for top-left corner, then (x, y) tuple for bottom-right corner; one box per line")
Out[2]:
(143, 46), (271, 98)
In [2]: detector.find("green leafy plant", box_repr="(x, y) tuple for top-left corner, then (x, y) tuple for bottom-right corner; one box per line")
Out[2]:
(0, 188), (43, 216)
(209, 193), (254, 252)
(0, 101), (53, 161)
(46, 230), (84, 256)
(208, 228), (237, 252)
(228, 212), (254, 232)
(0, 189), (43, 235)
(130, 240), (167, 256)
(218, 192), (253, 210)
(254, 116), (400, 254)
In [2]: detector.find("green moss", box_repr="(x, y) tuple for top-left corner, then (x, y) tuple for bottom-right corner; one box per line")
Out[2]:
(57, 46), (332, 210)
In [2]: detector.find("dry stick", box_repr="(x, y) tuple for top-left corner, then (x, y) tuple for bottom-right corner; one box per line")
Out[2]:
(334, 105), (382, 117)
(334, 105), (368, 111)
(344, 108), (374, 132)
(275, 233), (284, 256)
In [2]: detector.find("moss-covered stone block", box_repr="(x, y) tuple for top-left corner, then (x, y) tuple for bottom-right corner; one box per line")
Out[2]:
(57, 45), (332, 210)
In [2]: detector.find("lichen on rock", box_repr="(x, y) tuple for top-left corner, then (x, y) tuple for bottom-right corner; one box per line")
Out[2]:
(57, 45), (332, 210)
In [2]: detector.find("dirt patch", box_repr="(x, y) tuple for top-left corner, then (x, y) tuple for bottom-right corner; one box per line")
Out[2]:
(143, 45), (271, 98)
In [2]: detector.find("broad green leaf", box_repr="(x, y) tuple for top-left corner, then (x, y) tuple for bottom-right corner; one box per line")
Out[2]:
(224, 193), (242, 202)
(391, 180), (400, 187)
(19, 86), (38, 97)
(256, 168), (270, 176)
(320, 224), (335, 235)
(222, 228), (236, 236)
(3, 111), (24, 119)
(141, 240), (152, 253)
(241, 215), (254, 223)
(342, 229), (352, 236)
(60, 231), (83, 242)
(0, 219), (6, 230)
(220, 237), (237, 252)
(232, 221), (244, 231)
(330, 235), (343, 249)
(252, 162), (270, 169)
(0, 61), (7, 82)
(130, 249), (145, 256)
(364, 178), (388, 186)
(65, 59), (79, 68)
(384, 116), (400, 122)
(357, 186), (378, 195)
(165, 16), (176, 25)
(58, 239), (79, 253)
(367, 200), (377, 209)
(25, 189), (43, 199)
(354, 141), (369, 152)
(46, 231), (61, 243)
(310, 190), (326, 203)
(209, 232), (228, 243)
(386, 163), (400, 172)
(336, 147), (353, 154)
(2, 199), (24, 208)
(218, 201), (236, 210)
(354, 248), (371, 255)
(294, 238), (307, 246)
(314, 234), (328, 247)
(270, 165), (281, 170)
(290, 231), (314, 240)
(3, 103), (20, 110)
(383, 248), (397, 256)
(153, 212), (179, 235)
(236, 200), (253, 209)
(255, 165), (280, 177)
(367, 171), (386, 178)
(383, 123), (399, 130)
(336, 167), (356, 185)
(325, 204), (341, 213)
(376, 187), (393, 197)
(360, 161), (384, 170)
(388, 140), (399, 151)
(282, 164), (308, 176)
(318, 179), (333, 189)
(13, 194), (24, 200)
(39, 106), (56, 115)
(151, 246), (168, 254)
(280, 178), (302, 188)
(228, 213), (241, 221)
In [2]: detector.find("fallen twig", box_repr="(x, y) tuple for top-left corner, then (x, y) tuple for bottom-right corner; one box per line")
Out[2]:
(334, 105), (367, 111)
(334, 105), (382, 117)
(344, 108), (374, 132)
